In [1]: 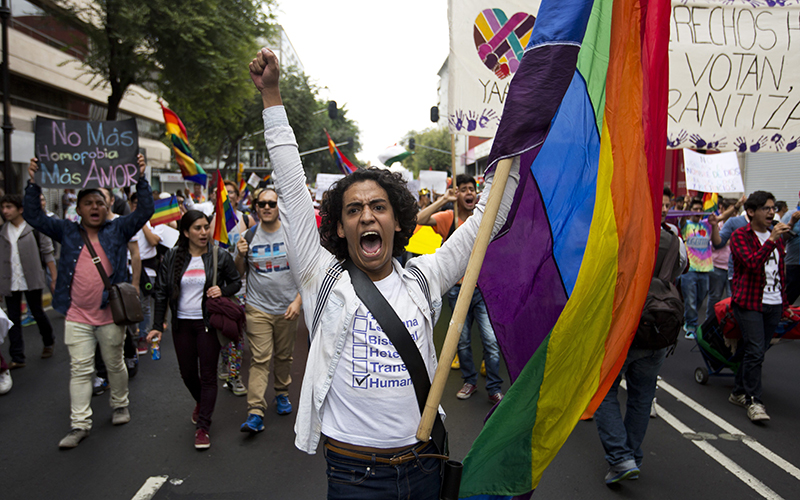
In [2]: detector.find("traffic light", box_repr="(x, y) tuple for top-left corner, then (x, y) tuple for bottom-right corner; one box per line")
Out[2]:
(409, 138), (416, 150)
(328, 101), (338, 120)
(430, 106), (439, 123)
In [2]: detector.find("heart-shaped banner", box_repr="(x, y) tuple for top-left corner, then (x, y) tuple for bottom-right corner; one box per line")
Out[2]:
(474, 8), (536, 79)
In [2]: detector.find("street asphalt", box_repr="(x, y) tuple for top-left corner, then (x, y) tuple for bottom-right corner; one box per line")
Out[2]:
(1, 300), (799, 499)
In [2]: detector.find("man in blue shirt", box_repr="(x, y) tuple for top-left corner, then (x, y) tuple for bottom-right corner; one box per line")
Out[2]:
(780, 195), (800, 304)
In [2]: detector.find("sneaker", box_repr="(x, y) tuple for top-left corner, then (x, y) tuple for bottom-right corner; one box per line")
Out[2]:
(650, 397), (658, 418)
(728, 393), (748, 408)
(42, 344), (54, 359)
(0, 370), (12, 395)
(747, 402), (770, 422)
(488, 392), (504, 405)
(112, 407), (131, 425)
(240, 413), (265, 433)
(456, 383), (477, 400)
(126, 353), (139, 379)
(59, 428), (89, 449)
(137, 339), (149, 356)
(684, 324), (696, 339)
(191, 404), (199, 425)
(217, 359), (227, 380)
(224, 378), (247, 396)
(450, 354), (460, 370)
(8, 361), (25, 370)
(480, 360), (486, 377)
(195, 428), (211, 449)
(92, 376), (108, 396)
(604, 466), (640, 484)
(274, 394), (292, 415)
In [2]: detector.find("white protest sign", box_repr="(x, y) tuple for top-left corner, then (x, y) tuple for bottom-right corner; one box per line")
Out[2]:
(448, 0), (541, 137)
(315, 173), (345, 201)
(158, 225), (180, 249)
(683, 149), (744, 193)
(419, 170), (449, 195)
(247, 173), (262, 188)
(407, 179), (421, 200)
(667, 0), (800, 152)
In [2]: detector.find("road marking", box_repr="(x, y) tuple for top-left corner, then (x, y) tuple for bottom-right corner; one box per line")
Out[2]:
(655, 404), (784, 500)
(131, 476), (168, 500)
(657, 379), (800, 482)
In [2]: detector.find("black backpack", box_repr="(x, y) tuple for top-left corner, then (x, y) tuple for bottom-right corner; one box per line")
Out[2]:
(632, 227), (684, 352)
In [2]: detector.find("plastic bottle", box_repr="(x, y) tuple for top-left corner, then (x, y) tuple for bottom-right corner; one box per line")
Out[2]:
(151, 338), (161, 361)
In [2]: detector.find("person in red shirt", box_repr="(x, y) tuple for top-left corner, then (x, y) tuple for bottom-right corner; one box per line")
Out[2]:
(728, 191), (800, 422)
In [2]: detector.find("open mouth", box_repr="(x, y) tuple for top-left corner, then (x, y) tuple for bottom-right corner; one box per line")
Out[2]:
(360, 231), (382, 256)
(464, 196), (475, 206)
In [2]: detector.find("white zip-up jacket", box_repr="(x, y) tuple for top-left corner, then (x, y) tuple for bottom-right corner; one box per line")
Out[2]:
(262, 106), (520, 454)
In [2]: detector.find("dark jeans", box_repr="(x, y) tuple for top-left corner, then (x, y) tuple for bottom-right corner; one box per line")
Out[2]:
(706, 267), (730, 319)
(173, 319), (221, 431)
(324, 441), (442, 500)
(595, 347), (668, 469)
(732, 303), (782, 405)
(6, 289), (54, 363)
(785, 264), (800, 305)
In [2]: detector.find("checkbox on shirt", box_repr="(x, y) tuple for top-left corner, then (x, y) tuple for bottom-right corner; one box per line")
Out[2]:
(353, 345), (367, 359)
(353, 314), (368, 333)
(352, 374), (369, 389)
(353, 360), (367, 374)
(353, 331), (367, 345)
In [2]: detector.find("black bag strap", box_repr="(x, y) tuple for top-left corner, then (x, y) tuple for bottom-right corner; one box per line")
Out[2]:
(341, 259), (446, 453)
(212, 244), (218, 287)
(79, 226), (112, 291)
(655, 227), (680, 282)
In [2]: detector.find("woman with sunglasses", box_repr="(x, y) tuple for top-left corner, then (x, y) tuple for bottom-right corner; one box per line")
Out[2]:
(148, 210), (241, 449)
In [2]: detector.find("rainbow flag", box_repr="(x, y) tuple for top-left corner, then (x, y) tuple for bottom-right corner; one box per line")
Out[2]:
(702, 192), (718, 213)
(212, 170), (238, 248)
(325, 130), (356, 175)
(161, 103), (207, 186)
(463, 0), (669, 497)
(150, 196), (181, 227)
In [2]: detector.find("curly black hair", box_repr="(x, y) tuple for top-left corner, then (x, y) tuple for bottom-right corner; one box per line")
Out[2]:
(319, 168), (418, 260)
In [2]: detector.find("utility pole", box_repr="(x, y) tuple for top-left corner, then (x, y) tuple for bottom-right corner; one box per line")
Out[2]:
(1, 0), (13, 194)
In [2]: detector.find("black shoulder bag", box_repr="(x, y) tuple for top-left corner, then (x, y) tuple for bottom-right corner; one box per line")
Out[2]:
(79, 227), (143, 326)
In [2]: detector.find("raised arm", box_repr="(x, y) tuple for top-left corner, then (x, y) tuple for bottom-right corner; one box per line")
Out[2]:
(116, 155), (154, 242)
(23, 159), (66, 242)
(416, 189), (457, 226)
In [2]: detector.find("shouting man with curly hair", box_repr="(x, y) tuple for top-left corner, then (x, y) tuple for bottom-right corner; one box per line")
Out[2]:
(250, 48), (520, 499)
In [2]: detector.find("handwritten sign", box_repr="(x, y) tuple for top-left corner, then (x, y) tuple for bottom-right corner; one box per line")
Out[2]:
(314, 173), (345, 201)
(683, 149), (744, 193)
(448, 0), (542, 137)
(34, 116), (139, 189)
(419, 170), (449, 195)
(667, 1), (800, 153)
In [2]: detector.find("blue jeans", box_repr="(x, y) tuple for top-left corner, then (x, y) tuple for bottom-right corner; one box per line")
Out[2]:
(595, 347), (668, 469)
(324, 441), (441, 499)
(447, 285), (503, 395)
(706, 267), (730, 320)
(681, 271), (709, 329)
(732, 303), (782, 405)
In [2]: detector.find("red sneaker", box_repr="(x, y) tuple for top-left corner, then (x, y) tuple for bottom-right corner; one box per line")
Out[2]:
(488, 392), (504, 405)
(194, 429), (210, 450)
(191, 404), (199, 425)
(456, 383), (477, 400)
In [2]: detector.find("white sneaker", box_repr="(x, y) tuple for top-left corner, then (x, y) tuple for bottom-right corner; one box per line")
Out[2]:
(0, 370), (12, 395)
(747, 402), (770, 422)
(650, 397), (658, 418)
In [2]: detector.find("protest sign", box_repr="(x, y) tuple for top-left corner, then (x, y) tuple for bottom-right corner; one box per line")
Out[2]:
(34, 117), (139, 189)
(247, 172), (262, 188)
(683, 149), (744, 193)
(448, 0), (541, 137)
(315, 173), (345, 201)
(419, 170), (449, 195)
(667, 0), (800, 152)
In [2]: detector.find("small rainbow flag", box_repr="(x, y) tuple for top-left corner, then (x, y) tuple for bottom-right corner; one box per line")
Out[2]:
(161, 103), (207, 187)
(325, 129), (356, 175)
(703, 192), (719, 213)
(150, 196), (181, 227)
(212, 170), (238, 248)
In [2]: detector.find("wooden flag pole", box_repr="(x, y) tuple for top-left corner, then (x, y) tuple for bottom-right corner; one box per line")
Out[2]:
(416, 156), (513, 442)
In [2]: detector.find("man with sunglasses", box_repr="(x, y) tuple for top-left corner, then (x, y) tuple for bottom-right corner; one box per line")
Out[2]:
(235, 187), (302, 433)
(728, 191), (800, 422)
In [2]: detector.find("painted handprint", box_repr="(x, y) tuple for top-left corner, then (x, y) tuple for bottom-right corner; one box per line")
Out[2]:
(786, 136), (798, 152)
(689, 134), (707, 149)
(770, 133), (785, 150)
(466, 111), (479, 132)
(750, 135), (768, 153)
(449, 110), (466, 131)
(734, 137), (747, 153)
(706, 138), (727, 150)
(478, 109), (498, 129)
(667, 130), (688, 148)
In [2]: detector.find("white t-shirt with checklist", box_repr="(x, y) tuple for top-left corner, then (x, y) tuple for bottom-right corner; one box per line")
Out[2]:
(320, 269), (430, 448)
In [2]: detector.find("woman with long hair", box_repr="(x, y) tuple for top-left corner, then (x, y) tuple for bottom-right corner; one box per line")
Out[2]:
(148, 210), (240, 449)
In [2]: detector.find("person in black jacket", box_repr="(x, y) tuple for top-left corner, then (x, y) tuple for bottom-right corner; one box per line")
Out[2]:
(148, 210), (240, 450)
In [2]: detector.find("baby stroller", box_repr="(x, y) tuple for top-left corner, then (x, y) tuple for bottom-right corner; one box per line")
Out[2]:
(693, 298), (800, 384)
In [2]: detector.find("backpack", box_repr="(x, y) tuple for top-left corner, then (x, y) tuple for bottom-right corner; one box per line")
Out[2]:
(632, 227), (684, 352)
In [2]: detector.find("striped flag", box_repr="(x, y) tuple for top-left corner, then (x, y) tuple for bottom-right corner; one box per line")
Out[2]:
(212, 170), (238, 248)
(702, 192), (718, 213)
(161, 103), (207, 187)
(462, 0), (670, 497)
(377, 144), (412, 166)
(150, 196), (181, 227)
(325, 130), (356, 175)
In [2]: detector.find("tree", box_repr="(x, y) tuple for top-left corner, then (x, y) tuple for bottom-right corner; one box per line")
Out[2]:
(400, 126), (451, 176)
